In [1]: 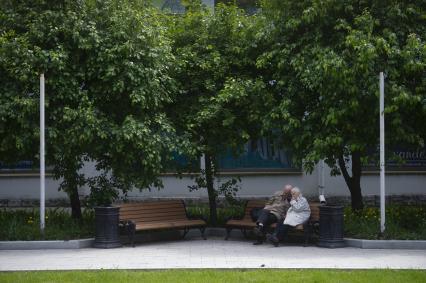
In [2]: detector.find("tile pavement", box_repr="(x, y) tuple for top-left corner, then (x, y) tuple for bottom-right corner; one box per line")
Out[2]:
(1, 237), (425, 270)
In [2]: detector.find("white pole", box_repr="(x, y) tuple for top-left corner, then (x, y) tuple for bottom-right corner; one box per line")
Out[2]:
(318, 160), (326, 203)
(379, 72), (385, 234)
(200, 153), (206, 171)
(40, 74), (45, 236)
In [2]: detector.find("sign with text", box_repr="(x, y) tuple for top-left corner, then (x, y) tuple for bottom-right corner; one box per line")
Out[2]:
(364, 147), (426, 170)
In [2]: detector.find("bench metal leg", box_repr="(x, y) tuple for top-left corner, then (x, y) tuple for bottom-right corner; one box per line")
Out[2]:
(182, 228), (189, 239)
(242, 228), (249, 239)
(126, 222), (136, 247)
(225, 227), (232, 240)
(303, 223), (311, 247)
(200, 227), (207, 240)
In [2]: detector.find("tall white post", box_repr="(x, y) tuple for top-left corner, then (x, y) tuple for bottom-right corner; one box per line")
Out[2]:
(379, 72), (385, 234)
(40, 74), (45, 235)
(318, 160), (326, 203)
(200, 153), (206, 171)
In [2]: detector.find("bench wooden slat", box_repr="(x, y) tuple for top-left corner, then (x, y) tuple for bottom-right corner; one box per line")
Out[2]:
(119, 203), (184, 210)
(120, 210), (187, 217)
(135, 219), (205, 231)
(122, 216), (189, 223)
(309, 203), (320, 222)
(120, 200), (182, 205)
(120, 212), (187, 219)
(120, 212), (186, 217)
(117, 200), (207, 246)
(121, 216), (188, 222)
(227, 219), (278, 228)
(120, 205), (186, 211)
(120, 205), (184, 212)
(241, 200), (265, 219)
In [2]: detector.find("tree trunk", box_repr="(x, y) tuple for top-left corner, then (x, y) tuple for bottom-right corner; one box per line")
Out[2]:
(69, 184), (82, 219)
(205, 154), (218, 226)
(64, 168), (82, 220)
(338, 150), (364, 211)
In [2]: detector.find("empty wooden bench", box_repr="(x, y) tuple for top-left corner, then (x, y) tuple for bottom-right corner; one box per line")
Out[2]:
(118, 200), (207, 246)
(225, 200), (320, 246)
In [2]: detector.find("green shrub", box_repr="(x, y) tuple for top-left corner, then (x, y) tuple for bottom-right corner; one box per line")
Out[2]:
(2, 204), (425, 241)
(344, 205), (426, 240)
(0, 208), (95, 241)
(188, 203), (426, 239)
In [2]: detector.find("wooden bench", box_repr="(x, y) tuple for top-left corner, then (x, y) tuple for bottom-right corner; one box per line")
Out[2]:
(224, 200), (320, 246)
(118, 200), (207, 246)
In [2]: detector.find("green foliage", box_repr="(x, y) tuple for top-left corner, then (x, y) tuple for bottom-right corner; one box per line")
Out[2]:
(85, 173), (131, 207)
(0, 0), (178, 208)
(168, 0), (263, 158)
(188, 170), (242, 205)
(259, 0), (426, 169)
(168, 0), (264, 224)
(1, 0), (425, 213)
(186, 204), (244, 226)
(258, 0), (426, 209)
(188, 202), (426, 238)
(344, 205), (426, 240)
(0, 208), (94, 241)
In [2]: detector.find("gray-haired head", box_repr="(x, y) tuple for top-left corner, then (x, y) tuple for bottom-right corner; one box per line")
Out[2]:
(291, 187), (301, 197)
(283, 184), (293, 194)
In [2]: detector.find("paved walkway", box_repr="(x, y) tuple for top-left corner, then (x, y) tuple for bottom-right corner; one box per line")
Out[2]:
(1, 238), (426, 270)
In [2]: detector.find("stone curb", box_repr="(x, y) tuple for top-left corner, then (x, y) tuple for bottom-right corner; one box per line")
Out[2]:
(0, 228), (243, 250)
(344, 238), (426, 249)
(0, 238), (94, 250)
(1, 232), (425, 250)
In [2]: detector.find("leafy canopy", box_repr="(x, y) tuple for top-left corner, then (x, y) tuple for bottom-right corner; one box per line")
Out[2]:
(259, 0), (426, 173)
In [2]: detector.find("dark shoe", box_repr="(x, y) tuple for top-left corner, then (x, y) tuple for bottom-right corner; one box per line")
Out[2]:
(252, 240), (263, 245)
(253, 226), (264, 237)
(266, 234), (279, 247)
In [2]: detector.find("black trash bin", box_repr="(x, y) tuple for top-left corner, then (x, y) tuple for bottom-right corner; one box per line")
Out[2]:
(318, 205), (346, 248)
(93, 206), (122, 248)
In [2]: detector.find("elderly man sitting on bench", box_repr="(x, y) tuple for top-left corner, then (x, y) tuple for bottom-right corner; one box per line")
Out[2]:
(252, 184), (293, 245)
(267, 187), (311, 247)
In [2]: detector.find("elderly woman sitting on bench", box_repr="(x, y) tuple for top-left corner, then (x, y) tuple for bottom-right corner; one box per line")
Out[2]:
(267, 187), (311, 247)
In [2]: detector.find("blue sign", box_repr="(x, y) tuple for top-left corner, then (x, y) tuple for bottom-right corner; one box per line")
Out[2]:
(0, 160), (34, 170)
(218, 139), (297, 171)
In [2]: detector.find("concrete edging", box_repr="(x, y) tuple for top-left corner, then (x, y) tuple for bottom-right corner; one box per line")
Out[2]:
(344, 238), (426, 249)
(1, 232), (426, 250)
(0, 238), (94, 250)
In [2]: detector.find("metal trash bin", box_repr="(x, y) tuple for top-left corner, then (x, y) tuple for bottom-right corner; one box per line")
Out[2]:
(317, 205), (346, 248)
(93, 206), (122, 248)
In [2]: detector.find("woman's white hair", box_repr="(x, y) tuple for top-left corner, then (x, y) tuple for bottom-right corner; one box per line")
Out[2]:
(291, 187), (301, 195)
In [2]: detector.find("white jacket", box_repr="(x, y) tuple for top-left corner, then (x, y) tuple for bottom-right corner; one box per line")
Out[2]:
(283, 196), (311, 227)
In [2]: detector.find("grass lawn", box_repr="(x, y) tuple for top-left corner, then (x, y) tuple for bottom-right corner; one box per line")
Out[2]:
(0, 270), (426, 283)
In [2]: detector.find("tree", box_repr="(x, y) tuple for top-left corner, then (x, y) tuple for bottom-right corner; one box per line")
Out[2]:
(168, 1), (263, 225)
(0, 0), (92, 218)
(258, 0), (426, 210)
(80, 0), (178, 200)
(0, 0), (178, 216)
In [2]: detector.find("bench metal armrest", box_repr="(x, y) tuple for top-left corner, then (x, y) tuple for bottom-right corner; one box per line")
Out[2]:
(119, 219), (134, 227)
(181, 200), (208, 223)
(188, 214), (208, 223)
(225, 215), (245, 222)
